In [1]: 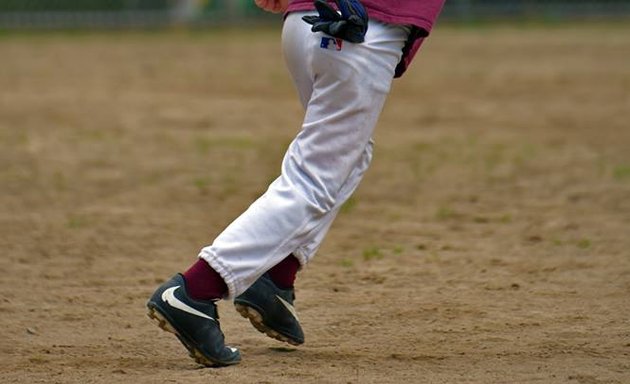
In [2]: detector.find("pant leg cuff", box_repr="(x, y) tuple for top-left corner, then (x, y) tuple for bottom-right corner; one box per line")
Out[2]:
(198, 249), (238, 300)
(291, 249), (309, 269)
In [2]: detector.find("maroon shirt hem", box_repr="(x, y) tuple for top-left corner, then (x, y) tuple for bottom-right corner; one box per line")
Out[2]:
(285, 1), (444, 77)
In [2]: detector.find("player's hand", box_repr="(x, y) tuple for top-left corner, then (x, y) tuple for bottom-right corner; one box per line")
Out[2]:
(302, 0), (368, 43)
(255, 0), (289, 14)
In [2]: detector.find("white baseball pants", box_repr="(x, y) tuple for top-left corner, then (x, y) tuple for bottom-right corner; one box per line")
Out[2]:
(200, 12), (410, 299)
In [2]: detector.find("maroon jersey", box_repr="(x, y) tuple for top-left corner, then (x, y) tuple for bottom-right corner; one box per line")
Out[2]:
(287, 0), (445, 77)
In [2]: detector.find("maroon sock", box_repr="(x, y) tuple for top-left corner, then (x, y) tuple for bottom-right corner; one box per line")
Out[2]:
(267, 254), (301, 289)
(182, 259), (227, 301)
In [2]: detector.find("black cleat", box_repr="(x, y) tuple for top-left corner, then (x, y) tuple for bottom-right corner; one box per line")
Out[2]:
(146, 274), (240, 367)
(234, 273), (305, 346)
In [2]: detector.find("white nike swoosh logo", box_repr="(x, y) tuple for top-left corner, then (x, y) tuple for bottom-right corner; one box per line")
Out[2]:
(161, 286), (215, 321)
(276, 295), (299, 321)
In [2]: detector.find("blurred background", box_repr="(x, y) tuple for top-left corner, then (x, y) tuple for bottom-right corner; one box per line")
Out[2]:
(0, 0), (629, 29)
(2, 1), (629, 383)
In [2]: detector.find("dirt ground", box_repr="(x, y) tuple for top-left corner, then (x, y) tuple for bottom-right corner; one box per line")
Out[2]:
(1, 23), (629, 383)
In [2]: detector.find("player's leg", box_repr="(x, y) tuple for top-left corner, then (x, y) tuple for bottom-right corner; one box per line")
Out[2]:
(200, 14), (410, 300)
(147, 13), (410, 360)
(231, 14), (410, 344)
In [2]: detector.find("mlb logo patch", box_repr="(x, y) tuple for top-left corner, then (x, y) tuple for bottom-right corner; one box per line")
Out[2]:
(320, 37), (343, 51)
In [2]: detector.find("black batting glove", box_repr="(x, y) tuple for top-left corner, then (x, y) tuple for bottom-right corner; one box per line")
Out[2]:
(302, 0), (368, 44)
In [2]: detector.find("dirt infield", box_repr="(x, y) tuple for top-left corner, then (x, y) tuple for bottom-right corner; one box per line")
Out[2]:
(1, 24), (629, 383)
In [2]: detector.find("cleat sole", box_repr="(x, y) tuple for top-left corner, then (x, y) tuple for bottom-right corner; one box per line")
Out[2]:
(235, 303), (301, 346)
